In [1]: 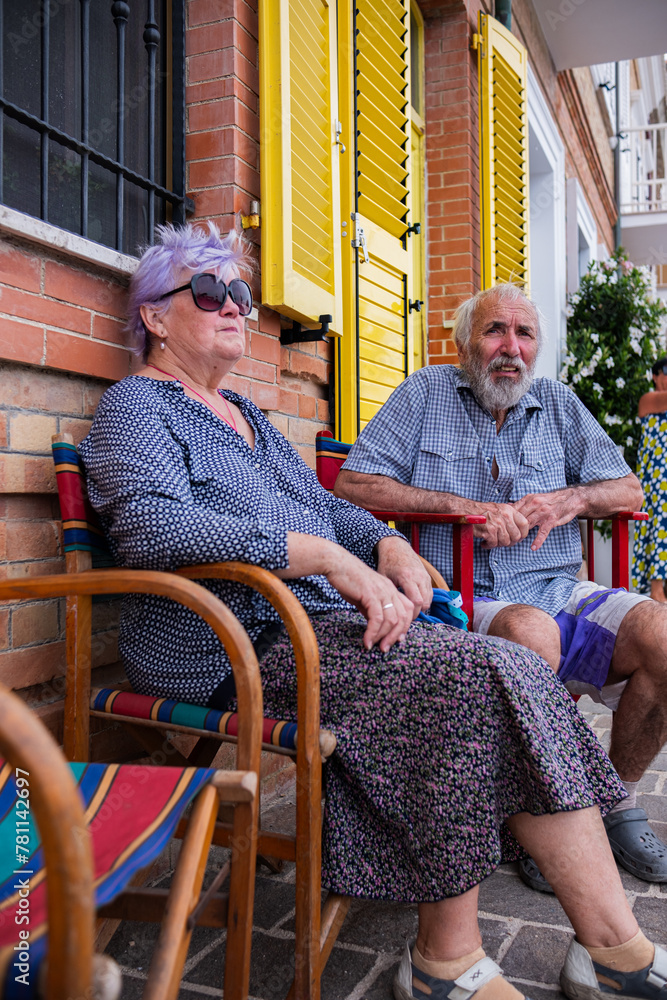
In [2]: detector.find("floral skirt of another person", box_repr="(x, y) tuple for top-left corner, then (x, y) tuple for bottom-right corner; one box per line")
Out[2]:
(256, 610), (624, 902)
(633, 413), (667, 594)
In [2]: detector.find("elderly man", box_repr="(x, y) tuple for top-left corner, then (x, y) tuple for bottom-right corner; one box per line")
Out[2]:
(335, 283), (667, 887)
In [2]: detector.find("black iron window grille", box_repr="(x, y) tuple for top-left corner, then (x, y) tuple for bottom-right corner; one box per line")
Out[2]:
(0, 0), (191, 255)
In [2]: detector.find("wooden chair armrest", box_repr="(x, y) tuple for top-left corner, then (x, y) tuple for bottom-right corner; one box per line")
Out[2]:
(0, 571), (263, 773)
(0, 682), (95, 999)
(175, 562), (322, 800)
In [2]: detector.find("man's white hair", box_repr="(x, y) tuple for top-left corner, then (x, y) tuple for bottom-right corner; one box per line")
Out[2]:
(453, 283), (545, 350)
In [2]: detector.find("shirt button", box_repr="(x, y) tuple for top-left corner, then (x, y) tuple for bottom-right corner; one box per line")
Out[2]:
(536, 461), (544, 470)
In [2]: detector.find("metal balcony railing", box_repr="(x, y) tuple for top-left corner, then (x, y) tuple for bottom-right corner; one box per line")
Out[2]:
(620, 123), (666, 214)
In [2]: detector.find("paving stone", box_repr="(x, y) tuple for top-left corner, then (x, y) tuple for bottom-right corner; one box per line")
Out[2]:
(478, 869), (568, 926)
(106, 918), (222, 969)
(500, 925), (572, 985)
(638, 772), (661, 794)
(356, 957), (401, 1000)
(516, 985), (568, 1000)
(187, 929), (294, 998)
(320, 945), (379, 1000)
(479, 917), (517, 961)
(632, 897), (667, 947)
(638, 793), (667, 823)
(336, 898), (417, 951)
(251, 874), (298, 930)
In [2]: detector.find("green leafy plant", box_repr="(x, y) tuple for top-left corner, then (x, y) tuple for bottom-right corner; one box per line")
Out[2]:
(559, 248), (667, 474)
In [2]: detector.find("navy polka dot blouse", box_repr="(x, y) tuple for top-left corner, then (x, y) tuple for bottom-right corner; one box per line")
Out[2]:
(79, 376), (397, 703)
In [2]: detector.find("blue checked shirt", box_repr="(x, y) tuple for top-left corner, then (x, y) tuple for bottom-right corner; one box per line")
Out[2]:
(342, 365), (631, 616)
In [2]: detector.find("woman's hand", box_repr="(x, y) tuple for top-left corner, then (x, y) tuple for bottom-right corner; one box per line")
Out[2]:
(374, 536), (432, 617)
(275, 533), (414, 652)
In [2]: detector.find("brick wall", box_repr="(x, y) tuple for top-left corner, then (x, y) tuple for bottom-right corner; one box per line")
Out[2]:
(0, 0), (330, 754)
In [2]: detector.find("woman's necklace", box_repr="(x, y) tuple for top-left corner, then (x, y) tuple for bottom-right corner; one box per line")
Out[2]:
(146, 364), (238, 432)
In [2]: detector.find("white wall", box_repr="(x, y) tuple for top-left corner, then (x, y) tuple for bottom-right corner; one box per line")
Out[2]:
(528, 67), (567, 380)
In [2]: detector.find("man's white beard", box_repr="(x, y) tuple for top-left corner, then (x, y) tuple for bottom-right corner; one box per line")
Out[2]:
(464, 352), (535, 412)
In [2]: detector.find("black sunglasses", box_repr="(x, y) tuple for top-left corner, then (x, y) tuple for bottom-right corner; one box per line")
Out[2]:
(158, 273), (253, 316)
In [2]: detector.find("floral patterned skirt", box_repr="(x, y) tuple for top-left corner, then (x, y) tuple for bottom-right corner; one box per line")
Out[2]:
(257, 610), (624, 902)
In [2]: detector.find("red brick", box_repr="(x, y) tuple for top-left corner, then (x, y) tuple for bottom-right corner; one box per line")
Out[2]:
(186, 128), (234, 160)
(188, 48), (234, 85)
(186, 22), (232, 56)
(188, 98), (258, 137)
(59, 418), (92, 445)
(317, 398), (330, 423)
(0, 247), (41, 293)
(251, 332), (281, 366)
(0, 454), (55, 493)
(278, 388), (299, 415)
(12, 600), (61, 646)
(4, 497), (58, 519)
(0, 641), (65, 689)
(83, 383), (108, 415)
(258, 308), (280, 337)
(189, 0), (234, 26)
(298, 394), (317, 420)
(0, 608), (8, 651)
(222, 371), (250, 396)
(189, 157), (235, 189)
(234, 355), (276, 383)
(189, 187), (236, 218)
(1, 286), (92, 335)
(4, 558), (64, 580)
(250, 382), (279, 410)
(0, 318), (44, 365)
(45, 331), (130, 381)
(0, 412), (6, 448)
(0, 522), (6, 561)
(43, 261), (126, 318)
(186, 76), (258, 112)
(6, 521), (59, 561)
(93, 314), (126, 346)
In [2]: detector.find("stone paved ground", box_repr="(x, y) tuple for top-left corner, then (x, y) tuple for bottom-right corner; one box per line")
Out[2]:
(107, 696), (667, 998)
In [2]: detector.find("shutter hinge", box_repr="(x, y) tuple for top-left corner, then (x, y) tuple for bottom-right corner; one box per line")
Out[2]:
(409, 299), (424, 313)
(406, 221), (421, 236)
(280, 315), (332, 346)
(351, 213), (369, 263)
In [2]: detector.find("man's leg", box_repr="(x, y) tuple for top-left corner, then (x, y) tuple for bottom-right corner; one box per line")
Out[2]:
(483, 603), (561, 671)
(607, 600), (667, 781)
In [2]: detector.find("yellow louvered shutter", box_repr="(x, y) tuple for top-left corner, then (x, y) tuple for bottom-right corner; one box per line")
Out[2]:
(337, 0), (414, 439)
(478, 12), (530, 290)
(259, 0), (343, 332)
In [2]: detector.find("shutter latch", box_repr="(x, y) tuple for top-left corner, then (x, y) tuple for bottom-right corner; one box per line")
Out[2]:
(351, 213), (369, 263)
(335, 120), (346, 154)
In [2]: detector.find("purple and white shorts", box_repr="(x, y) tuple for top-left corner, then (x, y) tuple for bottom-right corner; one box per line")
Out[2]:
(473, 581), (650, 711)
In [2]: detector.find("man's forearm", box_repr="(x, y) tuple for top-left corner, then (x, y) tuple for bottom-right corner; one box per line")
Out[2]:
(334, 469), (483, 516)
(564, 473), (644, 519)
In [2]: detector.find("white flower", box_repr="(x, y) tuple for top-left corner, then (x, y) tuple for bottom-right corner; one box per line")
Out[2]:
(631, 340), (642, 355)
(605, 357), (615, 368)
(572, 372), (582, 384)
(626, 437), (633, 447)
(604, 414), (622, 426)
(593, 383), (603, 395)
(615, 377), (625, 388)
(590, 333), (599, 343)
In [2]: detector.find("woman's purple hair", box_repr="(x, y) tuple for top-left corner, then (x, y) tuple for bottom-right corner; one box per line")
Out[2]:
(126, 221), (252, 361)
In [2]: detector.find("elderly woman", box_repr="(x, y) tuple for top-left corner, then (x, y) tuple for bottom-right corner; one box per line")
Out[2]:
(80, 223), (665, 1000)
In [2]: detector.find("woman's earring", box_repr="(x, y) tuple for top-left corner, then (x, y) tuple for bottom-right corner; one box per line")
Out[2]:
(160, 339), (166, 351)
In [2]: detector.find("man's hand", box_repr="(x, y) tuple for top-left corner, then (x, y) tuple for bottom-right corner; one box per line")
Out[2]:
(474, 503), (531, 549)
(374, 536), (432, 617)
(513, 489), (578, 550)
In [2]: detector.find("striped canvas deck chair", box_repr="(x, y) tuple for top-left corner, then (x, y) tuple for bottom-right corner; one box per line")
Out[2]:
(0, 669), (258, 999)
(50, 434), (345, 1000)
(315, 431), (648, 620)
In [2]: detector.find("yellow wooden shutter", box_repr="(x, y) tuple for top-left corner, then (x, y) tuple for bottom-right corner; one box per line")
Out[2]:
(259, 0), (343, 332)
(478, 12), (530, 290)
(337, 0), (413, 439)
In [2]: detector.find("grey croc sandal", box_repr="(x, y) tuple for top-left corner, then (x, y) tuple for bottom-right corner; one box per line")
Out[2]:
(393, 941), (535, 1000)
(561, 937), (667, 999)
(603, 808), (667, 882)
(518, 856), (554, 894)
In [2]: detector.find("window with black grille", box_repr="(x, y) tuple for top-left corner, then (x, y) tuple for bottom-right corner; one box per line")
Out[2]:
(0, 0), (189, 255)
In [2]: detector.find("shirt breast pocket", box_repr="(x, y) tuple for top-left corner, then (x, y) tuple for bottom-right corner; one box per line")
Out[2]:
(413, 441), (480, 494)
(515, 443), (566, 496)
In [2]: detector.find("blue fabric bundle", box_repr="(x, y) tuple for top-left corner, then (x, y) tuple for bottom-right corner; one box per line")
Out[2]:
(417, 587), (468, 630)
